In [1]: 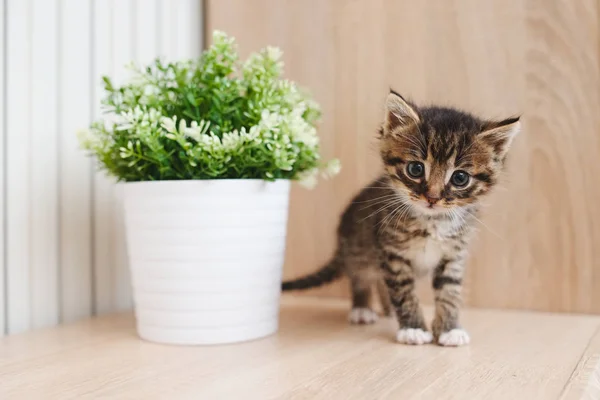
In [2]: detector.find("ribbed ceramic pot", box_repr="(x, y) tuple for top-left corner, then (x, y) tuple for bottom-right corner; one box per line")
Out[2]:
(122, 179), (290, 345)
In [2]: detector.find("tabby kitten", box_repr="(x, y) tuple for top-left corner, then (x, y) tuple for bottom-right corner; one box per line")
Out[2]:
(282, 90), (520, 347)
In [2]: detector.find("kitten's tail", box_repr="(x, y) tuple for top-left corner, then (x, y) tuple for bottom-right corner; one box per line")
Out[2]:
(281, 259), (343, 291)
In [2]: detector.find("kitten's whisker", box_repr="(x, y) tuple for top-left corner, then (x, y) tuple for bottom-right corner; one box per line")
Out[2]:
(409, 117), (427, 151)
(379, 196), (412, 234)
(360, 198), (405, 223)
(358, 197), (403, 212)
(447, 209), (458, 232)
(356, 196), (401, 210)
(353, 194), (399, 205)
(376, 199), (406, 230)
(402, 136), (427, 155)
(464, 209), (503, 240)
(401, 135), (423, 150)
(450, 209), (469, 235)
(378, 203), (406, 234)
(394, 203), (413, 231)
(375, 204), (403, 235)
(461, 139), (477, 155)
(464, 152), (495, 158)
(389, 207), (408, 233)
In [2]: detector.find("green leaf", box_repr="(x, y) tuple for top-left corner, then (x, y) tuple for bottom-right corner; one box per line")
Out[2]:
(186, 92), (197, 106)
(79, 30), (335, 185)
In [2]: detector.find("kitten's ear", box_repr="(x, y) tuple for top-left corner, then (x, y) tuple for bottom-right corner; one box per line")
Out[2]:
(383, 90), (420, 135)
(479, 116), (521, 158)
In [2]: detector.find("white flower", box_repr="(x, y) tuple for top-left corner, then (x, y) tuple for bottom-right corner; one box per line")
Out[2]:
(178, 118), (187, 133)
(265, 46), (283, 62)
(76, 128), (100, 148)
(180, 119), (210, 142)
(222, 130), (242, 150)
(143, 84), (160, 96)
(160, 116), (177, 133)
(321, 159), (341, 179)
(297, 168), (319, 189)
(213, 30), (233, 46)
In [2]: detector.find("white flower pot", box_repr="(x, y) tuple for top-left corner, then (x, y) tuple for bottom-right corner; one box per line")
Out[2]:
(122, 179), (290, 345)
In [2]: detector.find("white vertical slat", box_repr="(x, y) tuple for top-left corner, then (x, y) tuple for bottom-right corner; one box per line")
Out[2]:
(30, 0), (59, 329)
(175, 0), (193, 58)
(191, 0), (203, 57)
(135, 0), (159, 64)
(158, 0), (178, 60)
(175, 0), (202, 59)
(6, 0), (32, 334)
(59, 0), (93, 323)
(0, 0), (6, 336)
(92, 0), (115, 316)
(123, 0), (160, 311)
(112, 0), (135, 311)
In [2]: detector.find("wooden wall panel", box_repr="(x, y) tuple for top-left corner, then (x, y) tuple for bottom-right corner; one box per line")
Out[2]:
(520, 0), (600, 312)
(207, 0), (600, 313)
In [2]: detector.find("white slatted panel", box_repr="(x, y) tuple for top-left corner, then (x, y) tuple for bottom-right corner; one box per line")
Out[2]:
(92, 0), (204, 315)
(161, 0), (203, 60)
(159, 0), (179, 59)
(176, 0), (199, 58)
(59, 0), (93, 323)
(111, 0), (135, 312)
(92, 0), (115, 316)
(136, 0), (159, 64)
(1, 0), (203, 334)
(31, 0), (59, 329)
(0, 0), (5, 336)
(6, 0), (32, 334)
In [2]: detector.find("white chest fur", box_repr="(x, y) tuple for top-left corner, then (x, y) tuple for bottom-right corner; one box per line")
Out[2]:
(404, 237), (443, 277)
(403, 218), (460, 277)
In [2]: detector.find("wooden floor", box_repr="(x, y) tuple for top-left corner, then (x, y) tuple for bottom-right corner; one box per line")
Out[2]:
(1, 296), (599, 399)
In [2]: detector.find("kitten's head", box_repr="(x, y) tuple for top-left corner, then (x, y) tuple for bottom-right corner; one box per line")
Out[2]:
(380, 90), (520, 216)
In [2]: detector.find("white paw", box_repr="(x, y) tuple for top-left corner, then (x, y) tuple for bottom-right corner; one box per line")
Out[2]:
(348, 308), (378, 324)
(396, 328), (433, 345)
(438, 329), (470, 346)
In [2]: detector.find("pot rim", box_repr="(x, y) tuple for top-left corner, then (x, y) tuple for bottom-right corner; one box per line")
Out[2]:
(122, 178), (291, 185)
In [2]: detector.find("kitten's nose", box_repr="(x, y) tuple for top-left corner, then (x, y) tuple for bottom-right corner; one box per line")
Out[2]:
(426, 196), (440, 206)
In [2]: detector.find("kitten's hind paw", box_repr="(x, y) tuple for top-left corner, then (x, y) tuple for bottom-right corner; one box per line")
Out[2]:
(396, 328), (433, 345)
(348, 308), (378, 324)
(438, 329), (470, 347)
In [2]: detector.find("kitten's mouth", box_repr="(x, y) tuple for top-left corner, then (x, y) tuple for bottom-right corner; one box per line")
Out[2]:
(410, 199), (448, 216)
(393, 189), (450, 217)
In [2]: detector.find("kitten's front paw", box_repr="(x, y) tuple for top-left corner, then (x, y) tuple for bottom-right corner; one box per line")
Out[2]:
(396, 328), (433, 345)
(348, 308), (378, 324)
(438, 329), (470, 347)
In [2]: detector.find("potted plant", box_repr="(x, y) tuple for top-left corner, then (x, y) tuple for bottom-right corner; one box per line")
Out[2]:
(79, 31), (339, 345)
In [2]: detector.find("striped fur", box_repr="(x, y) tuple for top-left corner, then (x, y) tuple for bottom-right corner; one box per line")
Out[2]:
(281, 260), (342, 291)
(282, 90), (520, 346)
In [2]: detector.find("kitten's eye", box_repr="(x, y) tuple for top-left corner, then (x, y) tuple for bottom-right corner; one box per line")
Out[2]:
(406, 162), (425, 178)
(451, 170), (470, 187)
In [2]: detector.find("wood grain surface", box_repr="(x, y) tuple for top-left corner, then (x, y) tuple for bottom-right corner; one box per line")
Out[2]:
(206, 0), (600, 313)
(1, 296), (599, 399)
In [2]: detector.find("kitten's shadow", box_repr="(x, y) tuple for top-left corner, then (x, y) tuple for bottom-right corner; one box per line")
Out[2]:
(281, 306), (398, 344)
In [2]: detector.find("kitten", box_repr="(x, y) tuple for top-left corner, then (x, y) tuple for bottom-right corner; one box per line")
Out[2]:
(282, 90), (520, 347)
